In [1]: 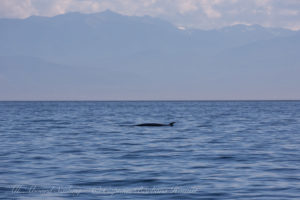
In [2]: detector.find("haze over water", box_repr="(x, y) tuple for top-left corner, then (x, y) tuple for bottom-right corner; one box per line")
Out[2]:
(1, 101), (300, 199)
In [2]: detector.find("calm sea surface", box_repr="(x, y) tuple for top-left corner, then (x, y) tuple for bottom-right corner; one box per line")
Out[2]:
(0, 101), (300, 199)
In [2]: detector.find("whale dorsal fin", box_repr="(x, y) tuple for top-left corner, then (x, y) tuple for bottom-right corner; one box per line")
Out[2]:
(169, 122), (176, 126)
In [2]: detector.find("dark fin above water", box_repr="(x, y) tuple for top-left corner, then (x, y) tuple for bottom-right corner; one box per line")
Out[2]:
(169, 122), (176, 126)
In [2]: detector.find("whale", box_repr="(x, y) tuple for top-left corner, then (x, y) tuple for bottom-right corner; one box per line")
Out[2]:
(136, 122), (175, 127)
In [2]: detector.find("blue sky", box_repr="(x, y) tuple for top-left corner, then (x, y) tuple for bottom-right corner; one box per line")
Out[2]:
(1, 0), (300, 30)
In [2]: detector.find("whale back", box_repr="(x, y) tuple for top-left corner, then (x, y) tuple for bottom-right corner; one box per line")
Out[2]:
(136, 122), (176, 127)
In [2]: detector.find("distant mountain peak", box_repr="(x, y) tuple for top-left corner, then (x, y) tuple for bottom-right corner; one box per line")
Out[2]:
(89, 10), (125, 19)
(219, 24), (263, 32)
(100, 9), (121, 16)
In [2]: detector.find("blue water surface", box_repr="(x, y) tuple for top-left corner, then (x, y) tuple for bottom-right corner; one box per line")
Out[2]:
(0, 101), (300, 199)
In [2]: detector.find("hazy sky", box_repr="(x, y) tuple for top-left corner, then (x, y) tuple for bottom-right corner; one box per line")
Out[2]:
(0, 0), (300, 30)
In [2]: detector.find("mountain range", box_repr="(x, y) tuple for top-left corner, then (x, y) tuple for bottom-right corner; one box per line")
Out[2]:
(0, 10), (299, 100)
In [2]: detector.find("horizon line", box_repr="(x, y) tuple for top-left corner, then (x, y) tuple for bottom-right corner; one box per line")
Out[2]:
(1, 99), (300, 102)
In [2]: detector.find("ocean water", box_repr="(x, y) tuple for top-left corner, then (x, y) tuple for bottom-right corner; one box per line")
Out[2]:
(0, 101), (300, 200)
